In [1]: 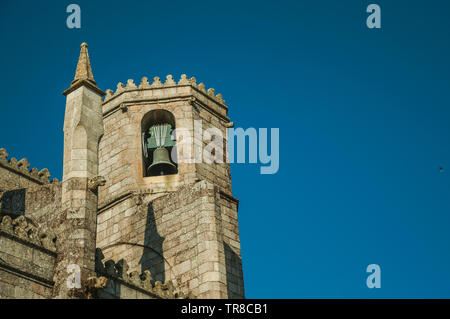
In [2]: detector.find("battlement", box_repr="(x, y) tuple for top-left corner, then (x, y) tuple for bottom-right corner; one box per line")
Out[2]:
(90, 252), (195, 299)
(0, 148), (59, 186)
(0, 215), (57, 252)
(104, 74), (226, 105)
(102, 74), (230, 123)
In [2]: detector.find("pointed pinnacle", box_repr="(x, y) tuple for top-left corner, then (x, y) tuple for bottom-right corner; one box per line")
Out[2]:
(72, 42), (96, 85)
(63, 42), (105, 96)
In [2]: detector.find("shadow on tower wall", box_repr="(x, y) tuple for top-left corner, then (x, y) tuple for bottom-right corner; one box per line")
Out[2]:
(224, 242), (245, 298)
(0, 188), (26, 217)
(94, 248), (122, 299)
(139, 202), (166, 283)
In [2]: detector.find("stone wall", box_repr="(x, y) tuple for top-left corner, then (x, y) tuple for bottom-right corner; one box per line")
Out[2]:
(0, 149), (61, 299)
(0, 183), (61, 228)
(96, 180), (244, 298)
(0, 147), (61, 231)
(193, 100), (232, 193)
(22, 183), (62, 229)
(150, 180), (228, 298)
(0, 148), (57, 220)
(219, 192), (244, 298)
(0, 215), (57, 299)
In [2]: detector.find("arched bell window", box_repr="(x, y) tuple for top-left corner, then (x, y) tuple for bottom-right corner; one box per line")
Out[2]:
(141, 110), (178, 177)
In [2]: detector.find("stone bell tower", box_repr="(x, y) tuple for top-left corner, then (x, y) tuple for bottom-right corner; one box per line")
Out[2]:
(60, 43), (244, 298)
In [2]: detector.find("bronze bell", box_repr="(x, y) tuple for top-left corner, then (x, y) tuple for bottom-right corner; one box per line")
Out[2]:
(148, 147), (177, 176)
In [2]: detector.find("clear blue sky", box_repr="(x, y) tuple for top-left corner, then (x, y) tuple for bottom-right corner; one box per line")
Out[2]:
(1, 0), (450, 298)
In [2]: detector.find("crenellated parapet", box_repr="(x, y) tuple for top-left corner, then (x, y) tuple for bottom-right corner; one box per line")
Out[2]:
(102, 74), (227, 118)
(0, 215), (57, 252)
(0, 148), (59, 185)
(91, 250), (195, 299)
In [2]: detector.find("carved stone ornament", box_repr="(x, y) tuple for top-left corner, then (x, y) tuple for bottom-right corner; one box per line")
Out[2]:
(88, 175), (106, 192)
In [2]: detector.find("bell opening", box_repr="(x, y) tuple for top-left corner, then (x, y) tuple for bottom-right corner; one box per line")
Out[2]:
(141, 110), (178, 177)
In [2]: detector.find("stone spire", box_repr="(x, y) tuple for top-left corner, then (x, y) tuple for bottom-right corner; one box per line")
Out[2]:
(73, 42), (95, 85)
(63, 42), (105, 96)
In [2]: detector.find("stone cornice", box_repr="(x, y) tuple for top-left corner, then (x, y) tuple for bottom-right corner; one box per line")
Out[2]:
(102, 95), (231, 124)
(0, 261), (55, 288)
(97, 188), (174, 215)
(62, 79), (106, 96)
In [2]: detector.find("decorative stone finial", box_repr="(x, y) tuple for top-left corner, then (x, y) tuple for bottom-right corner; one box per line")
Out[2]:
(164, 75), (176, 86)
(38, 168), (51, 183)
(151, 76), (163, 88)
(139, 77), (151, 89)
(18, 158), (30, 171)
(216, 93), (224, 102)
(30, 167), (39, 177)
(0, 216), (13, 234)
(63, 43), (105, 96)
(104, 89), (114, 101)
(178, 74), (189, 85)
(197, 83), (206, 92)
(0, 148), (8, 161)
(128, 271), (142, 287)
(141, 270), (153, 290)
(73, 42), (95, 84)
(115, 82), (125, 94)
(126, 79), (137, 89)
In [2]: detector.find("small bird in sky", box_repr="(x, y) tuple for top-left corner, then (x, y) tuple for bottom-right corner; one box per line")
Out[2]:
(440, 167), (443, 172)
